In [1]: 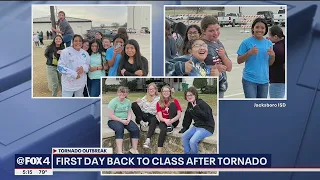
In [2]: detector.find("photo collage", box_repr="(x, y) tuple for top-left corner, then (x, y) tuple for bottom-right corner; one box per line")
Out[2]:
(31, 4), (286, 175)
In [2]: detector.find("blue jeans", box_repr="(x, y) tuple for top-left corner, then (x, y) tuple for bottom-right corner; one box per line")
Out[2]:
(63, 34), (73, 47)
(242, 78), (268, 98)
(108, 120), (140, 139)
(88, 79), (101, 97)
(269, 83), (285, 98)
(182, 126), (212, 154)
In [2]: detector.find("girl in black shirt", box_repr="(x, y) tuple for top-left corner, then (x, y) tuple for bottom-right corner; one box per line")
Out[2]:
(180, 87), (215, 154)
(44, 35), (65, 97)
(118, 39), (148, 76)
(268, 25), (285, 98)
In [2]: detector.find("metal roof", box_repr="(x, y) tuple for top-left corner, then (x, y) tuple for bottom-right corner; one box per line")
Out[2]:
(33, 16), (92, 23)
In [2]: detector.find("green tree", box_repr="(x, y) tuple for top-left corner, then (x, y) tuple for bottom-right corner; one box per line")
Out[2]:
(193, 78), (208, 92)
(187, 7), (205, 14)
(112, 22), (120, 28)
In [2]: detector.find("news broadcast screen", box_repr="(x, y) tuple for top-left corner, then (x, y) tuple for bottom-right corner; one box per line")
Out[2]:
(1, 1), (319, 180)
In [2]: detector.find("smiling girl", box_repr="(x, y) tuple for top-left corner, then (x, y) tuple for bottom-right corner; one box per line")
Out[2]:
(106, 34), (126, 76)
(201, 16), (232, 98)
(182, 25), (201, 56)
(180, 87), (215, 154)
(117, 39), (148, 76)
(237, 18), (275, 98)
(44, 35), (65, 97)
(88, 39), (108, 97)
(173, 39), (219, 77)
(57, 34), (90, 97)
(108, 86), (140, 154)
(156, 85), (182, 154)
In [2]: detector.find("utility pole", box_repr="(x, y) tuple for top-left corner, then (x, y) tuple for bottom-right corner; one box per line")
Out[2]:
(50, 6), (56, 37)
(133, 6), (135, 29)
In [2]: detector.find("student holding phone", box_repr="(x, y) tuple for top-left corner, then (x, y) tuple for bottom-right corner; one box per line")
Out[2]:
(106, 34), (126, 76)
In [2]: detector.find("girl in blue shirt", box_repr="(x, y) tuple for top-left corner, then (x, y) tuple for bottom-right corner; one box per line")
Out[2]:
(88, 39), (108, 97)
(237, 18), (275, 98)
(106, 34), (126, 76)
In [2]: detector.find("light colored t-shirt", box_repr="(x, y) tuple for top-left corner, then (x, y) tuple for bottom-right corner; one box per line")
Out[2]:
(33, 35), (39, 42)
(237, 36), (273, 84)
(57, 47), (90, 91)
(138, 95), (160, 115)
(88, 53), (106, 80)
(108, 97), (131, 120)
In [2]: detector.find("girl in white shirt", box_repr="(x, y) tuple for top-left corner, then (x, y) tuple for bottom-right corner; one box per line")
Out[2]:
(57, 34), (90, 97)
(131, 83), (160, 148)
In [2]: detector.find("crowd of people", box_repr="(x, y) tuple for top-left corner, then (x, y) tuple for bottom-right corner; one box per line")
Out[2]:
(165, 16), (286, 99)
(107, 84), (215, 154)
(33, 31), (54, 48)
(42, 11), (149, 97)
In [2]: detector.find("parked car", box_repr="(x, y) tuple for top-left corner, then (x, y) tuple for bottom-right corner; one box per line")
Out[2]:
(127, 28), (136, 33)
(218, 13), (245, 27)
(274, 9), (285, 26)
(257, 11), (274, 26)
(84, 29), (115, 42)
(168, 15), (185, 20)
(140, 27), (150, 34)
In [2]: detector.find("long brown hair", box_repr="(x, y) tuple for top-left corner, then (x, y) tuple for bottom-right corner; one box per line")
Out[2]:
(158, 85), (174, 108)
(146, 83), (159, 102)
(165, 21), (171, 40)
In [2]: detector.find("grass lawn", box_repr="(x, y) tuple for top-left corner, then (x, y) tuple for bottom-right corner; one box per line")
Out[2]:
(102, 91), (217, 116)
(32, 40), (62, 97)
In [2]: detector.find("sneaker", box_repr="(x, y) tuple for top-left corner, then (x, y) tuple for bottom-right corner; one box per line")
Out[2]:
(140, 121), (149, 132)
(129, 148), (139, 154)
(143, 141), (150, 149)
(167, 125), (174, 134)
(179, 128), (187, 133)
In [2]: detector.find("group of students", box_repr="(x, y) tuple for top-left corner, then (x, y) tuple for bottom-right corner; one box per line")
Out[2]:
(44, 11), (149, 97)
(165, 16), (232, 98)
(33, 31), (45, 47)
(165, 16), (285, 99)
(107, 83), (215, 154)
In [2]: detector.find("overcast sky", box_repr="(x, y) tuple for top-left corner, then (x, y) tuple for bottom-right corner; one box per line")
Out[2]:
(33, 5), (128, 27)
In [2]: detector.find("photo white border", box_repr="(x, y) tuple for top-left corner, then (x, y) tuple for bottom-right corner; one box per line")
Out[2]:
(31, 4), (152, 99)
(100, 76), (219, 176)
(163, 4), (288, 101)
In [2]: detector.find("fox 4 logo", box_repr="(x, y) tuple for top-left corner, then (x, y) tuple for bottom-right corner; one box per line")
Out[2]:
(25, 157), (50, 165)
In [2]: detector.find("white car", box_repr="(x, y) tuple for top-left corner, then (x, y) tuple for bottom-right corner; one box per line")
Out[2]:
(128, 28), (136, 33)
(274, 9), (285, 26)
(168, 15), (184, 20)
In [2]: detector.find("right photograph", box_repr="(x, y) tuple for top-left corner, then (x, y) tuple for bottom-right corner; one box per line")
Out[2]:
(165, 5), (287, 100)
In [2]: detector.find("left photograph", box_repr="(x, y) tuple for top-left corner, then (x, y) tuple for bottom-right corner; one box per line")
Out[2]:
(32, 5), (151, 98)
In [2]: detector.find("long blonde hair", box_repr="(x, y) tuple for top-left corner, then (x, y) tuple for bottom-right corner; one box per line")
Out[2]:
(158, 85), (174, 108)
(146, 83), (159, 102)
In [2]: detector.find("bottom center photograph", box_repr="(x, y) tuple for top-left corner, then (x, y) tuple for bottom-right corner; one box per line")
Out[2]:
(101, 77), (218, 175)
